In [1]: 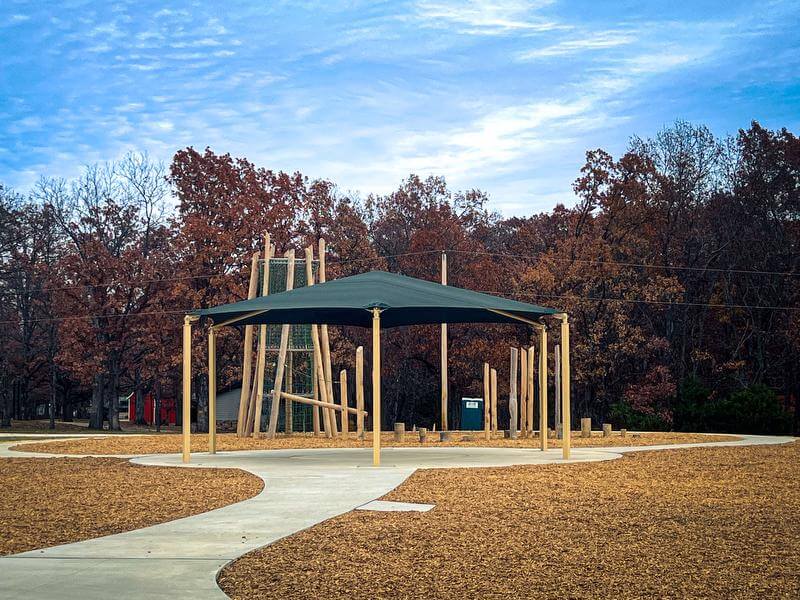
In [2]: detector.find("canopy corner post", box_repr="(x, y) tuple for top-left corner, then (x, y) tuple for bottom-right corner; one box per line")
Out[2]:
(440, 250), (448, 432)
(208, 325), (217, 454)
(557, 313), (571, 460)
(182, 314), (199, 463)
(372, 308), (382, 466)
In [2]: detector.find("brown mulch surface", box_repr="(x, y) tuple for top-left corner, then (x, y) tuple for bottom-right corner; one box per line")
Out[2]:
(218, 442), (800, 600)
(2, 420), (90, 433)
(16, 431), (737, 455)
(0, 457), (263, 556)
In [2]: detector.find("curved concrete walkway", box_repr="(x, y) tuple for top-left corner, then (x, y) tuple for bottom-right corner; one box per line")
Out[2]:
(0, 434), (794, 600)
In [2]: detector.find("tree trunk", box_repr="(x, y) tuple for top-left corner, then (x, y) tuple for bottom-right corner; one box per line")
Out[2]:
(154, 379), (162, 432)
(48, 364), (56, 430)
(108, 368), (121, 431)
(134, 371), (145, 425)
(196, 373), (208, 434)
(89, 374), (104, 430)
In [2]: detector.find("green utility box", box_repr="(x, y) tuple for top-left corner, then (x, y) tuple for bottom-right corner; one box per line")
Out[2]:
(460, 397), (484, 430)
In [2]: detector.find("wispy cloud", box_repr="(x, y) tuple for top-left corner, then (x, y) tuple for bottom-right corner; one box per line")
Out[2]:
(1, 0), (798, 214)
(414, 0), (564, 35)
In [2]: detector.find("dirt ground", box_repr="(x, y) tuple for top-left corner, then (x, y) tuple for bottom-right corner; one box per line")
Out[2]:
(0, 457), (263, 556)
(218, 441), (800, 600)
(16, 430), (737, 455)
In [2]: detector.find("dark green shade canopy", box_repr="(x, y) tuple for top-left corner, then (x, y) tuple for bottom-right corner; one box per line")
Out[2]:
(196, 270), (560, 329)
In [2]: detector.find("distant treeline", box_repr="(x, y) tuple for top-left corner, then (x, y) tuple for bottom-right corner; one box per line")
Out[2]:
(0, 121), (797, 434)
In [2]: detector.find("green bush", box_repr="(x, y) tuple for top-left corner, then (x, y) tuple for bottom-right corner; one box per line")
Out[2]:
(675, 380), (791, 435)
(608, 401), (670, 431)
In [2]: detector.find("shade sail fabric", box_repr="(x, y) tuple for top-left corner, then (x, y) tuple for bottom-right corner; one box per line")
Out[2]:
(195, 270), (559, 329)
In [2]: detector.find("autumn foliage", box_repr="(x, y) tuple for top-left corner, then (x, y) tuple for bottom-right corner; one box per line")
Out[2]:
(0, 121), (797, 433)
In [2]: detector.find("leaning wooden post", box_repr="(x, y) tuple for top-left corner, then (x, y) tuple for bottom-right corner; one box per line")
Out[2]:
(285, 353), (293, 435)
(372, 308), (382, 466)
(490, 368), (498, 432)
(311, 325), (333, 436)
(559, 314), (571, 460)
(311, 360), (321, 436)
(538, 326), (548, 452)
(526, 346), (535, 435)
(483, 362), (490, 440)
(208, 326), (217, 454)
(318, 238), (338, 436)
(519, 349), (527, 438)
(237, 251), (260, 437)
(250, 236), (272, 437)
(555, 344), (562, 439)
(340, 369), (349, 436)
(509, 348), (518, 439)
(356, 346), (365, 440)
(304, 245), (322, 436)
(265, 249), (295, 438)
(440, 251), (448, 431)
(182, 315), (195, 463)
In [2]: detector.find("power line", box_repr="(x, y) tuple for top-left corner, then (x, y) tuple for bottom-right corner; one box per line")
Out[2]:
(451, 249), (799, 277)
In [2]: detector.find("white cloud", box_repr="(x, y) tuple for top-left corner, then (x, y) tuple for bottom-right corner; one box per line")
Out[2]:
(414, 0), (564, 35)
(517, 30), (636, 60)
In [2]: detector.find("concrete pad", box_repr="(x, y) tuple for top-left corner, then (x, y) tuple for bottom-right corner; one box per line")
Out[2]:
(357, 500), (435, 512)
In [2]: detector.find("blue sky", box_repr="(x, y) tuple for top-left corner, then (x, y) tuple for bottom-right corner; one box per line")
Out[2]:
(1, 1), (798, 215)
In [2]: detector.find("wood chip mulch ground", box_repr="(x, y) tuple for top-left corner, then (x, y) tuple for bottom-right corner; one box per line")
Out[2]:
(0, 457), (263, 556)
(218, 441), (800, 600)
(16, 431), (736, 455)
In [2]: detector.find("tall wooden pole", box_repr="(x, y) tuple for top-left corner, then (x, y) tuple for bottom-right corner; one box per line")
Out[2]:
(554, 344), (562, 439)
(560, 316), (571, 460)
(483, 362), (490, 440)
(311, 359), (321, 435)
(237, 251), (260, 437)
(340, 369), (349, 436)
(182, 316), (194, 463)
(305, 246), (322, 436)
(519, 348), (527, 437)
(509, 347), (518, 439)
(208, 327), (217, 454)
(356, 346), (365, 440)
(318, 238), (338, 436)
(539, 327), (548, 452)
(285, 353), (293, 435)
(440, 251), (448, 431)
(372, 308), (382, 466)
(265, 249), (295, 438)
(527, 346), (535, 435)
(490, 368), (498, 432)
(311, 324), (333, 437)
(250, 235), (272, 437)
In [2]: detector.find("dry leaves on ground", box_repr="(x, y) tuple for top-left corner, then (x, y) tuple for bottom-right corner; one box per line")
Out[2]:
(0, 457), (263, 556)
(17, 431), (736, 456)
(219, 442), (800, 600)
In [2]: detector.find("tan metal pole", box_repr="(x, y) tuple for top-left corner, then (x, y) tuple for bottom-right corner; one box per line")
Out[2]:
(440, 251), (448, 431)
(182, 316), (194, 463)
(539, 327), (548, 452)
(372, 308), (381, 466)
(519, 348), (527, 437)
(560, 315), (571, 460)
(208, 327), (217, 454)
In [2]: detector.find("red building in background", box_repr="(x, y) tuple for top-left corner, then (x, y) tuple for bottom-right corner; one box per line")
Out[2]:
(127, 393), (177, 426)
